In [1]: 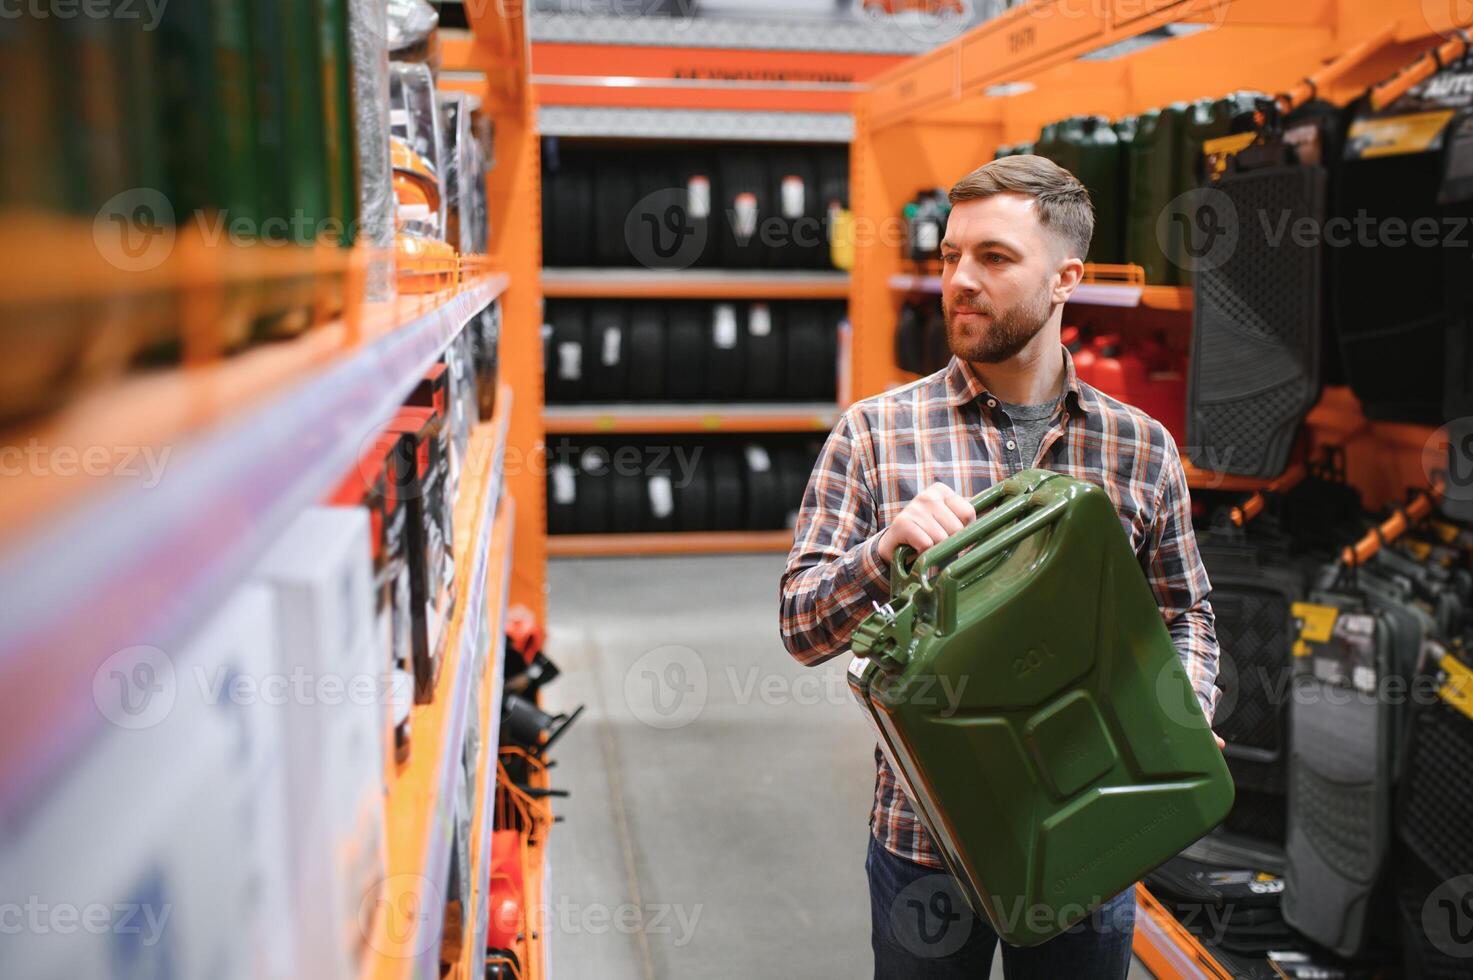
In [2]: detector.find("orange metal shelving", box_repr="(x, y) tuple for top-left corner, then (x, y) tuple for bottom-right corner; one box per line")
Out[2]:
(543, 403), (841, 435)
(540, 268), (851, 300)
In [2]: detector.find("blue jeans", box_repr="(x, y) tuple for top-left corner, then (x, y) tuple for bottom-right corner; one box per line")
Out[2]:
(866, 834), (1137, 979)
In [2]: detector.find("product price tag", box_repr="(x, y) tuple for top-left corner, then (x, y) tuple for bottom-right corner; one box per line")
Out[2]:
(749, 303), (771, 337)
(712, 305), (738, 349)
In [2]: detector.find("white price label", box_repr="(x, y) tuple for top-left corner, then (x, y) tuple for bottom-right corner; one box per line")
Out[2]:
(749, 303), (772, 337)
(556, 341), (582, 381)
(648, 475), (674, 519)
(713, 305), (738, 349)
(687, 176), (711, 219)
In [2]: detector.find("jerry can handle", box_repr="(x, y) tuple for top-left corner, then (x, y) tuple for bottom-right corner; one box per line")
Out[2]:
(890, 471), (1057, 591)
(946, 494), (1069, 585)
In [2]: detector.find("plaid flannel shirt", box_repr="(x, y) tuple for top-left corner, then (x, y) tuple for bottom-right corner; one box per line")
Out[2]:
(779, 348), (1219, 869)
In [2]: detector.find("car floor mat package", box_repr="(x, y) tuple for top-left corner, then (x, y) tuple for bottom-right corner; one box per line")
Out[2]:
(625, 303), (666, 401)
(705, 303), (747, 401)
(744, 302), (784, 400)
(584, 302), (628, 401)
(593, 157), (637, 266)
(664, 303), (707, 401)
(767, 148), (819, 269)
(1335, 55), (1473, 425)
(1281, 595), (1395, 957)
(1182, 828), (1287, 875)
(1393, 645), (1473, 979)
(541, 139), (593, 266)
(848, 471), (1233, 946)
(718, 149), (767, 268)
(1187, 137), (1325, 479)
(543, 300), (587, 404)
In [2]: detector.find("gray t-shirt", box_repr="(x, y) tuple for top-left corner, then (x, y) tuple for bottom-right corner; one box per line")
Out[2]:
(996, 397), (1060, 468)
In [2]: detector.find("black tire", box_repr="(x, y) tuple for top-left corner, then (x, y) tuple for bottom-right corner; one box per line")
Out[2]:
(896, 301), (925, 374)
(783, 304), (829, 401)
(543, 300), (587, 404)
(542, 144), (594, 267)
(664, 302), (706, 401)
(744, 302), (784, 400)
(742, 443), (784, 530)
(768, 148), (820, 269)
(584, 301), (628, 401)
(674, 443), (712, 531)
(718, 150), (768, 268)
(706, 302), (747, 400)
(625, 303), (666, 400)
(593, 161), (637, 266)
(673, 151), (721, 269)
(776, 447), (812, 531)
(814, 145), (849, 270)
(575, 445), (612, 534)
(709, 448), (745, 531)
(610, 464), (646, 533)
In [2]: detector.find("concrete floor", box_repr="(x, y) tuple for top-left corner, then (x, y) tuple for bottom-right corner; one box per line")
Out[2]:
(542, 553), (1155, 979)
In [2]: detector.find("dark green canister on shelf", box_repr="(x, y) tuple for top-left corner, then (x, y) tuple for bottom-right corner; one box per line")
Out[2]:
(848, 470), (1233, 947)
(1126, 102), (1188, 284)
(319, 0), (359, 246)
(1067, 115), (1124, 265)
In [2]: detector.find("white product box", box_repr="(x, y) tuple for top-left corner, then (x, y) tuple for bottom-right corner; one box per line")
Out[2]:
(253, 507), (387, 980)
(0, 585), (291, 980)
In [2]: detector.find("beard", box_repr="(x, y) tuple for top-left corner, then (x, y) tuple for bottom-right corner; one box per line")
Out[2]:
(943, 280), (1055, 364)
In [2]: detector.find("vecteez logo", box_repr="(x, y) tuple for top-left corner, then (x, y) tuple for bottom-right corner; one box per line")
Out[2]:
(93, 188), (176, 273)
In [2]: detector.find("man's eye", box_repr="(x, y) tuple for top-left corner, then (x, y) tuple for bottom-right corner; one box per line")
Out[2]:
(941, 252), (959, 264)
(986, 253), (1007, 264)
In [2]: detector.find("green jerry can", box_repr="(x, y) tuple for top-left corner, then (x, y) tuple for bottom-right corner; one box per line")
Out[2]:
(1125, 102), (1189, 285)
(1064, 115), (1125, 265)
(847, 470), (1233, 947)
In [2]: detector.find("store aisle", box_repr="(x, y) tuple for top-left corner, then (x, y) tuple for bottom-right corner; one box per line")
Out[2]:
(543, 554), (1153, 979)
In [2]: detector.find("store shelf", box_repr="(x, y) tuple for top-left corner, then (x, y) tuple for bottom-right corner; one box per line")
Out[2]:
(542, 267), (850, 299)
(0, 279), (507, 822)
(1181, 459), (1293, 493)
(528, 10), (948, 54)
(544, 402), (840, 434)
(1132, 883), (1234, 980)
(548, 529), (794, 556)
(538, 105), (855, 142)
(887, 272), (1192, 310)
(369, 412), (514, 980)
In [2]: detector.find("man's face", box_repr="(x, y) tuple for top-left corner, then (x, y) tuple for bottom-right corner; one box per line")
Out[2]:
(939, 193), (1071, 364)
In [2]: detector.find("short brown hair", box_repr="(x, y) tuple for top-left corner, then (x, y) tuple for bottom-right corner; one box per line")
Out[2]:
(948, 155), (1094, 259)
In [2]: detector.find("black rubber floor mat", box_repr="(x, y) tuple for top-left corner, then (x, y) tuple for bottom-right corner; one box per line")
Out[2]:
(1182, 829), (1286, 875)
(593, 161), (637, 266)
(664, 303), (706, 401)
(625, 303), (665, 401)
(575, 446), (611, 534)
(585, 302), (628, 401)
(742, 443), (783, 530)
(1396, 675), (1473, 881)
(541, 143), (593, 267)
(1187, 157), (1325, 478)
(1146, 855), (1285, 910)
(785, 304), (830, 401)
(719, 150), (767, 268)
(706, 303), (747, 400)
(768, 148), (818, 269)
(1331, 149), (1462, 424)
(1393, 838), (1473, 979)
(1282, 603), (1393, 957)
(543, 301), (587, 404)
(744, 302), (784, 400)
(709, 449), (744, 531)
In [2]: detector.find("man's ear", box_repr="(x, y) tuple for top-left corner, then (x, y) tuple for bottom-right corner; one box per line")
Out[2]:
(1052, 251), (1085, 305)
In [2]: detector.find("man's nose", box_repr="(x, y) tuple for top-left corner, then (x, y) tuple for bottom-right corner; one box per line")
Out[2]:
(949, 252), (983, 294)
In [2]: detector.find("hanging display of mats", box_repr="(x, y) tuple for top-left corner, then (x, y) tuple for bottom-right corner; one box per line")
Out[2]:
(1187, 132), (1326, 479)
(1333, 54), (1473, 425)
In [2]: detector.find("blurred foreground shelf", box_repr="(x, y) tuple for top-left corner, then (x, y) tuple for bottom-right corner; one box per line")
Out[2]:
(0, 281), (507, 824)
